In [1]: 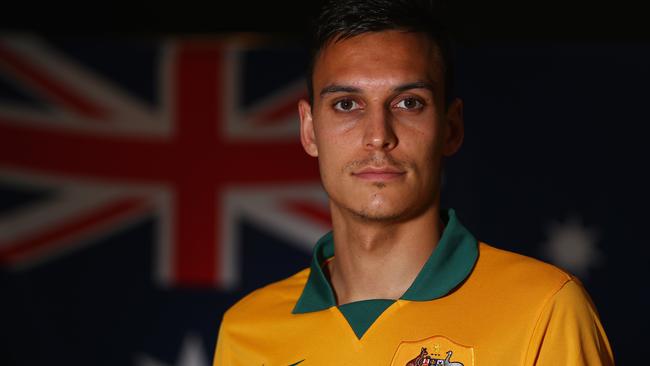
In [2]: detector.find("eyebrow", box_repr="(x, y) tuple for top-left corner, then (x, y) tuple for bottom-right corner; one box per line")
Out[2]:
(393, 81), (436, 93)
(319, 81), (436, 98)
(319, 84), (361, 97)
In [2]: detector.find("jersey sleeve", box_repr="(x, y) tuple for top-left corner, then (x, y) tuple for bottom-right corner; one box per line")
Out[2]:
(525, 278), (614, 365)
(213, 316), (232, 366)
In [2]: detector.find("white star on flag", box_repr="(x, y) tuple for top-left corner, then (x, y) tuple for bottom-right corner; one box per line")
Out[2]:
(136, 333), (209, 366)
(540, 215), (604, 280)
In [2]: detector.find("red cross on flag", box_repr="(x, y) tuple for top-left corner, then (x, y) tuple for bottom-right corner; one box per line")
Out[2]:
(0, 37), (331, 288)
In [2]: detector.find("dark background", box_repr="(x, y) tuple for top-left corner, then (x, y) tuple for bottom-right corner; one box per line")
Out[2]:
(2, 0), (650, 39)
(1, 1), (648, 364)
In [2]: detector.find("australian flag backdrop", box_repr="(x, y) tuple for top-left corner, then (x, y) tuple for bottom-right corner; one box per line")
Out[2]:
(0, 35), (648, 365)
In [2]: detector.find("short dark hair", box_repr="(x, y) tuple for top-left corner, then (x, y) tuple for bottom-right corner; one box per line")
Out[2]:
(306, 0), (454, 106)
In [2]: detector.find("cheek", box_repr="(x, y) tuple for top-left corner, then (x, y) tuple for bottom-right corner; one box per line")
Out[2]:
(314, 119), (358, 159)
(399, 123), (438, 155)
(399, 129), (443, 184)
(314, 135), (347, 179)
(414, 123), (445, 161)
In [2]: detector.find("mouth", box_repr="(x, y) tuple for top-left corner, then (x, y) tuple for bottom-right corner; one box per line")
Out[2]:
(352, 167), (406, 182)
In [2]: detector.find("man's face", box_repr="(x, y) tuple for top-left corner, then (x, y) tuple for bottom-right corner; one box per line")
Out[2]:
(298, 30), (463, 222)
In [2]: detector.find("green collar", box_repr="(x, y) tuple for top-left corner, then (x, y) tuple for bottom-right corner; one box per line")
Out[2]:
(293, 208), (479, 314)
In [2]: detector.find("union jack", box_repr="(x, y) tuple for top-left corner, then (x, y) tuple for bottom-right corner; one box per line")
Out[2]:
(0, 35), (331, 289)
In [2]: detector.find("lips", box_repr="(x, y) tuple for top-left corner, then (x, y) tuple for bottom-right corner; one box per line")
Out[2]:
(352, 167), (406, 181)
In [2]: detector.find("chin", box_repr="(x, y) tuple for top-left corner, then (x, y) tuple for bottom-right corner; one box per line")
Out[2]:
(351, 210), (408, 222)
(352, 189), (436, 223)
(349, 200), (413, 223)
(328, 182), (433, 222)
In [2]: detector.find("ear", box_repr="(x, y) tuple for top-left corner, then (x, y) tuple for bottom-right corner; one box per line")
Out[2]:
(298, 99), (319, 157)
(442, 97), (465, 156)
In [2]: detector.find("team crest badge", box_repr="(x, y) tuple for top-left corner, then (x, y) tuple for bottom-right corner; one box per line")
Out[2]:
(390, 335), (474, 366)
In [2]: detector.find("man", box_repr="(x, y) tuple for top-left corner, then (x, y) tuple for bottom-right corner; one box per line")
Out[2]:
(214, 0), (614, 364)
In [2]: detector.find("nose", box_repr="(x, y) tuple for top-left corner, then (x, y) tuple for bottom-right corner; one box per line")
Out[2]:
(362, 107), (398, 151)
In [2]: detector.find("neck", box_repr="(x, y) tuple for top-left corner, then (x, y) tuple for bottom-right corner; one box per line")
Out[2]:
(327, 204), (443, 305)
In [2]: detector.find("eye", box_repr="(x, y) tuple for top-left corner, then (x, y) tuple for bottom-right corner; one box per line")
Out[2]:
(333, 98), (361, 112)
(395, 97), (424, 110)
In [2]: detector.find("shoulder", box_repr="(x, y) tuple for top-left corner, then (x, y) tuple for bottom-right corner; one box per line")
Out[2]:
(477, 241), (573, 281)
(525, 271), (614, 364)
(221, 266), (310, 325)
(470, 242), (614, 361)
(215, 268), (311, 363)
(473, 242), (574, 297)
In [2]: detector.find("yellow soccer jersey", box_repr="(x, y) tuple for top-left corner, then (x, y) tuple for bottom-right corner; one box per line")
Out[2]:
(213, 209), (614, 365)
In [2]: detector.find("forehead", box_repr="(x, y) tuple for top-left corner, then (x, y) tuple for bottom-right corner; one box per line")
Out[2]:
(313, 30), (443, 90)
